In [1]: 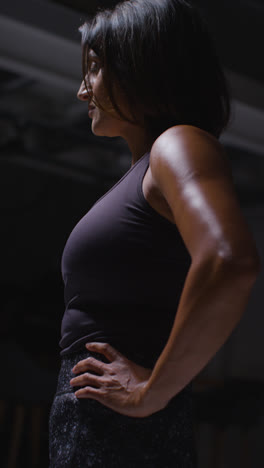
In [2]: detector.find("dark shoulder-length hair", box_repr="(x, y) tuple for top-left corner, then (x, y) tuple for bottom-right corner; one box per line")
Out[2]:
(79, 0), (231, 140)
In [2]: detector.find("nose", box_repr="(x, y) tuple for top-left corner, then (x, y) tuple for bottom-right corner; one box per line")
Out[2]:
(77, 80), (92, 102)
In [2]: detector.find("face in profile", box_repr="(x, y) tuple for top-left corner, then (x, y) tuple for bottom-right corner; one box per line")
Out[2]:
(77, 49), (137, 139)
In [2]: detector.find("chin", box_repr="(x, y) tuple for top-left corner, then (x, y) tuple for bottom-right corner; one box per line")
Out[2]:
(91, 121), (122, 138)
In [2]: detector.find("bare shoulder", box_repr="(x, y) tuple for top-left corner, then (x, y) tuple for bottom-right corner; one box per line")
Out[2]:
(150, 124), (232, 184)
(148, 125), (261, 264)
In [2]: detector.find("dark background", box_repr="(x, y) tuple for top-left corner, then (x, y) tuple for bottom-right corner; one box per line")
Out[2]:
(0, 1), (263, 467)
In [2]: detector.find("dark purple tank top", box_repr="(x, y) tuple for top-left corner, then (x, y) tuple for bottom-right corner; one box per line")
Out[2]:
(60, 151), (191, 368)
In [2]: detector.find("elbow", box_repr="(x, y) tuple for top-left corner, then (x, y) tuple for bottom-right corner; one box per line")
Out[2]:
(193, 239), (261, 282)
(218, 250), (261, 279)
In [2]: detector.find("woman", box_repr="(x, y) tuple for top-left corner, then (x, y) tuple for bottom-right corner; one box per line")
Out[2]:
(49, 0), (261, 467)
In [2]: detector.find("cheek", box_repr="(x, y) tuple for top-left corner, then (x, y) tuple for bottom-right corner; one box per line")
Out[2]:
(93, 111), (120, 130)
(92, 74), (109, 106)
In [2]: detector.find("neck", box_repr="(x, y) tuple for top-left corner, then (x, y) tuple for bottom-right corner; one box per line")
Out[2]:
(121, 127), (155, 167)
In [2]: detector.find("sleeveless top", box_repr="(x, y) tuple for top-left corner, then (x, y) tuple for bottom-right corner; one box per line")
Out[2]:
(59, 151), (192, 368)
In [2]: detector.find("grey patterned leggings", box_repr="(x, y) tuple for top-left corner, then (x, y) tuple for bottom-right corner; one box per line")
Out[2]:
(49, 350), (197, 468)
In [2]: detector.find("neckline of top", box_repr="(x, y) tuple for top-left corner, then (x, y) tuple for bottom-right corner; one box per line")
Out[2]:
(129, 151), (150, 169)
(87, 151), (150, 212)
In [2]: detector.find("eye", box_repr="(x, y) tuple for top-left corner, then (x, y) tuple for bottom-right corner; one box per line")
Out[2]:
(89, 60), (100, 73)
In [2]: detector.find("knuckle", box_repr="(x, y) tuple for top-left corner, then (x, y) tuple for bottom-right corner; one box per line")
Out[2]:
(88, 357), (103, 369)
(86, 356), (93, 364)
(102, 378), (110, 387)
(84, 372), (91, 381)
(100, 388), (108, 396)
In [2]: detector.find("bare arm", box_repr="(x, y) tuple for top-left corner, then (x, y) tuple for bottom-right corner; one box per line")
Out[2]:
(69, 124), (261, 419)
(142, 125), (261, 406)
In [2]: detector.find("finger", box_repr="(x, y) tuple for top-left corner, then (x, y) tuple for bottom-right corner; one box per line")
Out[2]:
(70, 372), (102, 388)
(75, 386), (105, 400)
(85, 342), (119, 362)
(73, 356), (105, 375)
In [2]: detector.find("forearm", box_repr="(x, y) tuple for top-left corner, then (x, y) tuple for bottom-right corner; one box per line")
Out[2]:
(143, 256), (259, 405)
